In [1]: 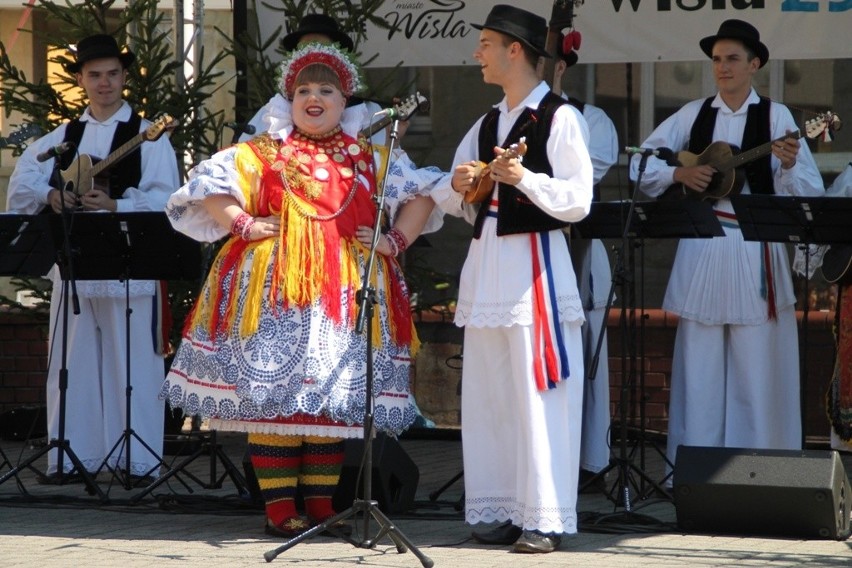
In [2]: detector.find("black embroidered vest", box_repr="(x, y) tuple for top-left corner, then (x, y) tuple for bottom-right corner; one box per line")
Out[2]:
(60, 112), (143, 198)
(688, 96), (774, 195)
(472, 92), (572, 239)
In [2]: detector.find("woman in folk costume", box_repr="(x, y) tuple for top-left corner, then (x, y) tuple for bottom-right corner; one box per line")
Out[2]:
(161, 42), (436, 537)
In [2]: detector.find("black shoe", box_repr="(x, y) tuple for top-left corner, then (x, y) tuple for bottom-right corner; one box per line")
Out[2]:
(471, 521), (523, 545)
(37, 472), (85, 485)
(513, 530), (561, 554)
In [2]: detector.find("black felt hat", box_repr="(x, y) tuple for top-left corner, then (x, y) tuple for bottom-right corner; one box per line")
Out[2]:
(64, 34), (135, 74)
(280, 14), (354, 52)
(699, 19), (769, 68)
(472, 5), (551, 59)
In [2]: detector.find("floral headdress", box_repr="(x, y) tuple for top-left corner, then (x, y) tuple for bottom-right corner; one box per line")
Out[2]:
(278, 42), (363, 99)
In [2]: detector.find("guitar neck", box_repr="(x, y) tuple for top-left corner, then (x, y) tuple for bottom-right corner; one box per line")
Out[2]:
(91, 131), (146, 177)
(725, 129), (801, 170)
(358, 115), (393, 139)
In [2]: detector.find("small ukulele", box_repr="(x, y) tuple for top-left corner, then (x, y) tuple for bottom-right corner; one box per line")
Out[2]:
(464, 137), (528, 204)
(661, 111), (841, 201)
(60, 114), (179, 195)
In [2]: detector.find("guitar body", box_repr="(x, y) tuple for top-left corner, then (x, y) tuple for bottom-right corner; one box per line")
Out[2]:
(822, 244), (852, 284)
(60, 154), (100, 195)
(463, 161), (494, 204)
(658, 112), (840, 202)
(662, 141), (745, 201)
(464, 139), (528, 204)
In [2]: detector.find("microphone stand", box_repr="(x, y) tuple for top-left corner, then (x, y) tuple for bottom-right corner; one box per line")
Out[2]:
(0, 161), (107, 501)
(264, 118), (433, 567)
(578, 151), (671, 508)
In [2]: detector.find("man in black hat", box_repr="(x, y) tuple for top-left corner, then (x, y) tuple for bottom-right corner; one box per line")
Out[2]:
(6, 33), (179, 483)
(628, 20), (824, 482)
(430, 4), (593, 554)
(550, 36), (619, 493)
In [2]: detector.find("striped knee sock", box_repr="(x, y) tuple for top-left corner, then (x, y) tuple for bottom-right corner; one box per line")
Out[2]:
(300, 436), (345, 521)
(248, 432), (302, 524)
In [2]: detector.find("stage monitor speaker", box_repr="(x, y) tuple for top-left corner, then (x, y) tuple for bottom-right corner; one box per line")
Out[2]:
(674, 446), (851, 540)
(333, 434), (419, 515)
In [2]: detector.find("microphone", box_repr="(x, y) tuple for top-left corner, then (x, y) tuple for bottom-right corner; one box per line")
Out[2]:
(36, 141), (75, 163)
(625, 146), (664, 157)
(225, 122), (256, 135)
(373, 107), (400, 121)
(625, 146), (676, 162)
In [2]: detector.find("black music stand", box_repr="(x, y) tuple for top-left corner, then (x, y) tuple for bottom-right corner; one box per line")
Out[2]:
(0, 213), (110, 499)
(0, 215), (55, 492)
(731, 195), (852, 445)
(43, 212), (203, 493)
(571, 199), (723, 508)
(572, 200), (727, 240)
(0, 214), (56, 278)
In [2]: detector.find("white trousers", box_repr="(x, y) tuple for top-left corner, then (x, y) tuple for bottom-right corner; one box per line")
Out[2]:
(666, 307), (802, 484)
(461, 322), (584, 535)
(46, 286), (165, 476)
(580, 307), (611, 473)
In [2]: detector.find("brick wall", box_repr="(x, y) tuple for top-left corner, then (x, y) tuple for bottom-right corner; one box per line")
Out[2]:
(0, 308), (839, 441)
(414, 308), (839, 441)
(0, 309), (48, 413)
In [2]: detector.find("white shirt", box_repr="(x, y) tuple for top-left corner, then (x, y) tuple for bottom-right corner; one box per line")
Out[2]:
(431, 81), (594, 327)
(6, 102), (180, 296)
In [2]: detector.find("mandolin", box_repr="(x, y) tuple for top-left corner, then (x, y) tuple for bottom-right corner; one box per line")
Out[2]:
(463, 137), (528, 204)
(59, 114), (178, 196)
(661, 111), (840, 201)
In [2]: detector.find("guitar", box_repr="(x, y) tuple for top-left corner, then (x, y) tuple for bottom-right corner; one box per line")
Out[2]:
(0, 123), (42, 149)
(661, 111), (840, 201)
(59, 114), (178, 196)
(358, 93), (429, 139)
(822, 245), (852, 284)
(464, 138), (529, 204)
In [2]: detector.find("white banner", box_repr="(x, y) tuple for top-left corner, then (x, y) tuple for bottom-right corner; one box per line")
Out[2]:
(257, 0), (852, 67)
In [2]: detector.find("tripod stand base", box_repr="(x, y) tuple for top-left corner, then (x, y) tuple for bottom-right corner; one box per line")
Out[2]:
(263, 498), (433, 567)
(129, 430), (249, 504)
(0, 438), (108, 502)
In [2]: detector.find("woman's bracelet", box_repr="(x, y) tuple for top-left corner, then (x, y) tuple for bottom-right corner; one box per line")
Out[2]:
(385, 227), (409, 257)
(230, 212), (255, 241)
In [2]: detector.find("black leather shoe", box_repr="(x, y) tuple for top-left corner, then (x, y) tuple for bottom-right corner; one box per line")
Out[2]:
(513, 530), (561, 553)
(37, 472), (85, 485)
(471, 521), (523, 545)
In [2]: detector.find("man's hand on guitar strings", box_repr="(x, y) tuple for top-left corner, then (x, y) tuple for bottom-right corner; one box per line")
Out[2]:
(673, 164), (716, 193)
(79, 187), (117, 212)
(452, 161), (480, 194)
(771, 131), (799, 170)
(48, 188), (80, 213)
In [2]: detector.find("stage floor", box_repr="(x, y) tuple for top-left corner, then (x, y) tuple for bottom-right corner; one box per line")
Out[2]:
(1, 429), (851, 567)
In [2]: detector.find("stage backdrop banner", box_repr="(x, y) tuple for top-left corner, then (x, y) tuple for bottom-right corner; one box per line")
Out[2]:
(258, 0), (852, 68)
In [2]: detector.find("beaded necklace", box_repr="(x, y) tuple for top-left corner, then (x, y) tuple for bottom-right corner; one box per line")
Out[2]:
(274, 127), (363, 221)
